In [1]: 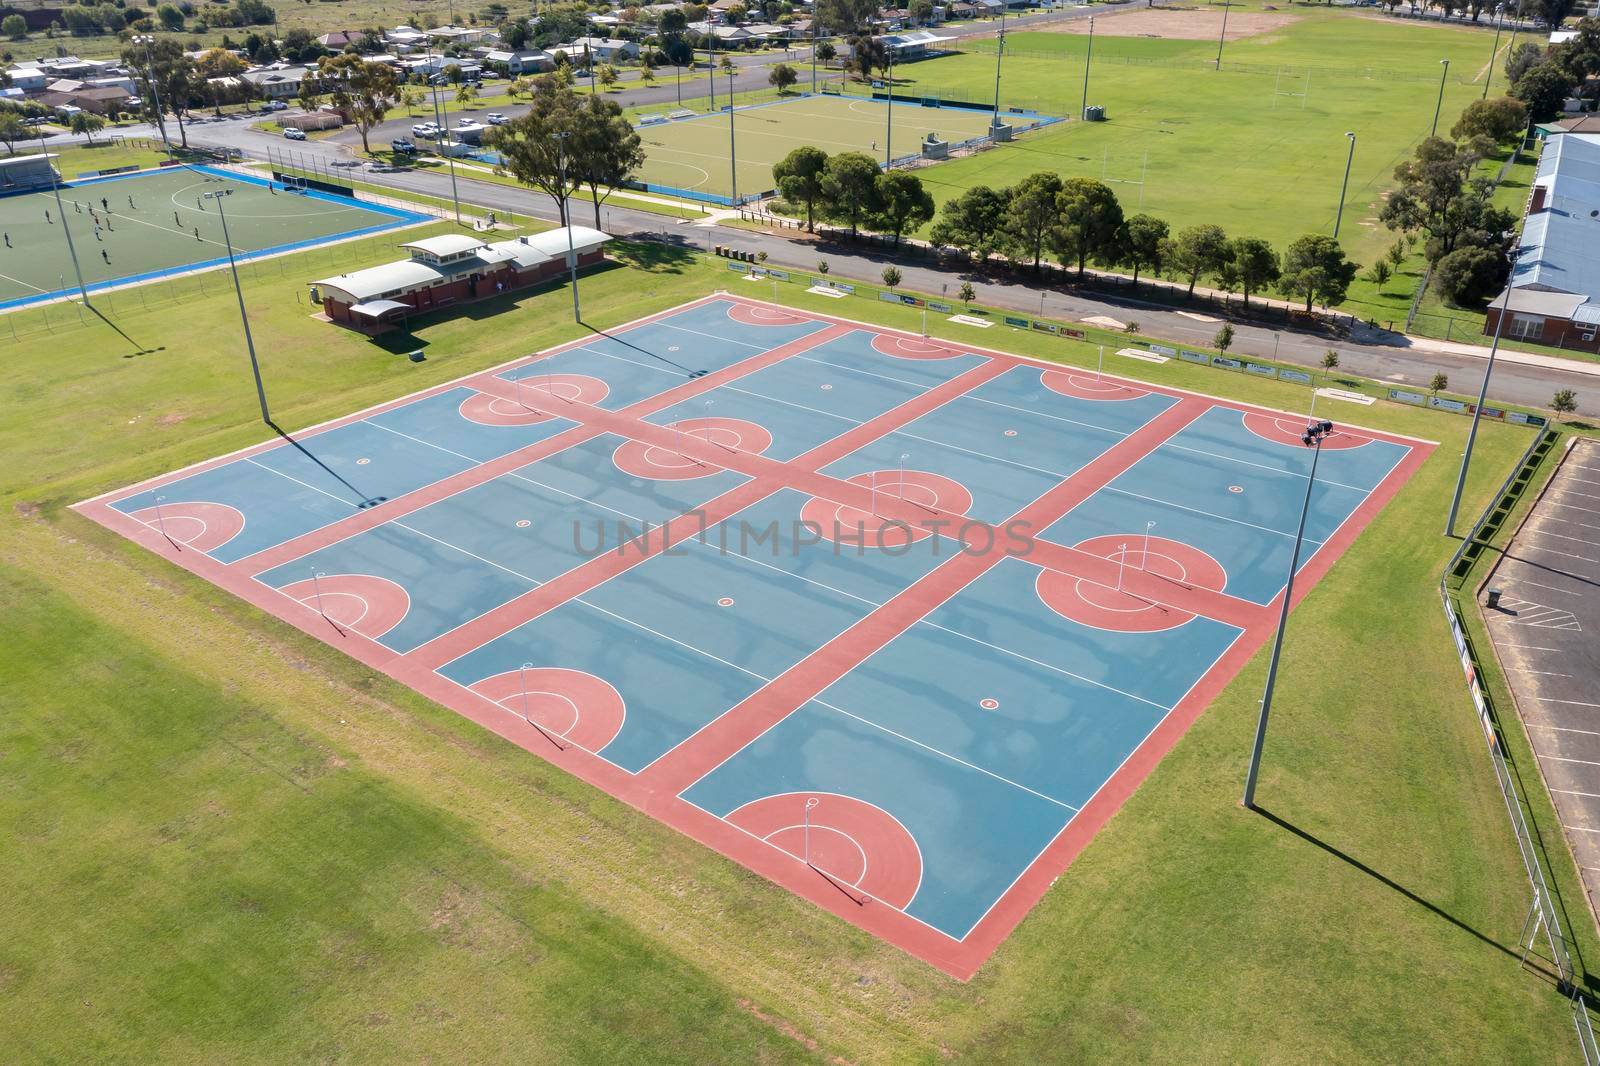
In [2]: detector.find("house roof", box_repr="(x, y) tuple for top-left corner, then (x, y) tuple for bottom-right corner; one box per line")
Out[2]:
(313, 261), (445, 302)
(515, 226), (611, 257)
(402, 233), (487, 257)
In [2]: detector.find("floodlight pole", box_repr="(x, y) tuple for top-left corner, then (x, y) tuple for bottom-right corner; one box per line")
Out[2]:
(427, 44), (463, 224)
(1215, 2), (1230, 70)
(1484, 15), (1503, 99)
(676, 63), (683, 106)
(134, 35), (172, 160)
(708, 42), (717, 110)
(45, 151), (90, 306)
(1080, 17), (1095, 122)
(1333, 131), (1355, 240)
(811, 27), (817, 93)
(1445, 253), (1516, 536)
(1432, 58), (1450, 138)
(885, 46), (894, 167)
(205, 187), (270, 424)
(991, 7), (1006, 128)
(554, 132), (581, 322)
(727, 69), (739, 204)
(1243, 421), (1332, 811)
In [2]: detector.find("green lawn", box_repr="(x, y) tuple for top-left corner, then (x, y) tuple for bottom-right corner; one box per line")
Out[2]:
(890, 15), (1501, 268)
(0, 211), (1595, 1059)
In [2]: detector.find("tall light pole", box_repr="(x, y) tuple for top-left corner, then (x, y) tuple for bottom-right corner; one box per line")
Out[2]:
(133, 35), (172, 159)
(811, 26), (818, 93)
(44, 148), (90, 306)
(990, 6), (1006, 130)
(884, 44), (894, 167)
(1484, 14), (1504, 99)
(553, 132), (581, 322)
(1445, 246), (1518, 536)
(708, 41), (717, 111)
(727, 68), (738, 205)
(203, 186), (270, 424)
(1431, 58), (1450, 138)
(1243, 418), (1335, 811)
(1215, 1), (1231, 70)
(426, 44), (462, 224)
(1081, 17), (1095, 122)
(1333, 131), (1356, 240)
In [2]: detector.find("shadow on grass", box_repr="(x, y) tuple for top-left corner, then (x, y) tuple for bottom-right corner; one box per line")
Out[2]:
(1254, 805), (1575, 989)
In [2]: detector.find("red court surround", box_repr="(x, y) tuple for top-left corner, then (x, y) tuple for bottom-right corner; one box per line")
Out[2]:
(75, 293), (1433, 981)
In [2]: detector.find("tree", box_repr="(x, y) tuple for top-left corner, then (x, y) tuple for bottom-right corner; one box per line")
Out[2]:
(0, 111), (25, 155)
(815, 0), (877, 34)
(769, 62), (798, 93)
(1321, 350), (1340, 379)
(1367, 259), (1393, 286)
(1379, 138), (1510, 264)
(484, 74), (582, 225)
(1280, 234), (1359, 311)
(1511, 61), (1577, 124)
(1228, 237), (1280, 309)
(69, 110), (105, 144)
(1450, 96), (1530, 155)
(317, 54), (397, 154)
(571, 94), (645, 227)
(817, 151), (881, 238)
(1551, 388), (1579, 421)
(909, 0), (935, 23)
(156, 3), (184, 31)
(815, 41), (837, 65)
(929, 184), (1008, 263)
(122, 38), (197, 149)
(400, 85), (424, 113)
(597, 63), (619, 88)
(456, 83), (477, 107)
(773, 145), (828, 231)
(959, 280), (975, 306)
(1050, 177), (1123, 278)
(296, 73), (322, 114)
(1434, 245), (1507, 305)
(882, 265), (902, 289)
(1505, 41), (1544, 86)
(848, 34), (888, 81)
(1166, 223), (1229, 296)
(1386, 239), (1407, 269)
(3, 13), (28, 39)
(998, 172), (1062, 272)
(1107, 213), (1168, 286)
(870, 170), (934, 249)
(817, 258), (829, 274)
(1430, 372), (1449, 398)
(1214, 323), (1235, 354)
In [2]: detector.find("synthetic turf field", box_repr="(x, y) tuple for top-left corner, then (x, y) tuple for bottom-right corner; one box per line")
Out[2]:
(77, 294), (1428, 976)
(629, 93), (1053, 204)
(0, 164), (426, 310)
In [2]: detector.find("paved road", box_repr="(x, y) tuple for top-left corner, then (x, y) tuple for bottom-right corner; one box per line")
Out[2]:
(1482, 437), (1600, 929)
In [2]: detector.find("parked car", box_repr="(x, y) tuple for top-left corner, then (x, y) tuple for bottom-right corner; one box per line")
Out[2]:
(411, 122), (439, 137)
(391, 138), (417, 154)
(486, 112), (507, 125)
(265, 99), (288, 111)
(283, 127), (307, 140)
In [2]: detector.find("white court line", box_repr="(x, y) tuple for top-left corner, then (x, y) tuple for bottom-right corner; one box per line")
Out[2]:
(791, 347), (949, 392)
(0, 268), (49, 295)
(717, 379), (862, 428)
(810, 695), (1080, 811)
(965, 392), (1131, 442)
(892, 426), (1075, 480)
(242, 456), (365, 509)
(1102, 485), (1321, 543)
(1159, 440), (1373, 494)
(661, 320), (778, 353)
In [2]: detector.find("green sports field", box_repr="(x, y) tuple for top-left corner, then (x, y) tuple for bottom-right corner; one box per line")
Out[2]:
(893, 14), (1499, 264)
(633, 93), (1031, 203)
(0, 165), (424, 309)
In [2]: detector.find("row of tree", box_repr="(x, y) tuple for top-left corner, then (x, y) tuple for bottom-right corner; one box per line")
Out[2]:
(773, 147), (935, 246)
(921, 171), (1360, 312)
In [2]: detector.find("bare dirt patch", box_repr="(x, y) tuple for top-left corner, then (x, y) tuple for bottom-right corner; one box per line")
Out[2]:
(1041, 5), (1300, 41)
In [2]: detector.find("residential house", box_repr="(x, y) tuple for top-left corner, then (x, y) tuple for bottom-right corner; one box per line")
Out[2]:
(242, 65), (312, 99)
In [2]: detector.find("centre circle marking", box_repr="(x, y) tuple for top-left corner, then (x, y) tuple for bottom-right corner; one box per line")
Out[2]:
(668, 345), (680, 352)
(516, 519), (531, 528)
(356, 458), (371, 465)
(1228, 485), (1244, 494)
(980, 698), (999, 710)
(717, 596), (735, 607)
(821, 383), (833, 391)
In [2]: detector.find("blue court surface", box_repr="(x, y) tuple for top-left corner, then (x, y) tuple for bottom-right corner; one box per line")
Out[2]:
(82, 296), (1426, 974)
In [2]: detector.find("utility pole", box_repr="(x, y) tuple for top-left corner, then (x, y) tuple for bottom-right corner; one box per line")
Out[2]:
(727, 68), (738, 204)
(133, 35), (172, 159)
(1333, 132), (1356, 240)
(1080, 17), (1095, 121)
(990, 6), (1006, 130)
(1432, 58), (1450, 138)
(1215, 2), (1230, 69)
(44, 149), (90, 306)
(1446, 248), (1518, 536)
(1484, 14), (1503, 100)
(204, 186), (270, 424)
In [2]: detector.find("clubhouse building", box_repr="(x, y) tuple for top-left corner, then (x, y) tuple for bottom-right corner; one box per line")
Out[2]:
(310, 227), (611, 332)
(1485, 132), (1600, 353)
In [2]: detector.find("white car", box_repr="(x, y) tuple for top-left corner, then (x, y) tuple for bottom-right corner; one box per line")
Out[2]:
(411, 122), (439, 137)
(282, 127), (306, 140)
(486, 112), (507, 125)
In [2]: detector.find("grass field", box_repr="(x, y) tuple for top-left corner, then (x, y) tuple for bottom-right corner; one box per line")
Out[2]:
(0, 164), (426, 309)
(628, 93), (1033, 203)
(1, 201), (1596, 1059)
(888, 14), (1501, 266)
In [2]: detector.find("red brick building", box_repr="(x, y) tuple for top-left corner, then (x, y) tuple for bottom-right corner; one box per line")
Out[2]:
(310, 228), (611, 331)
